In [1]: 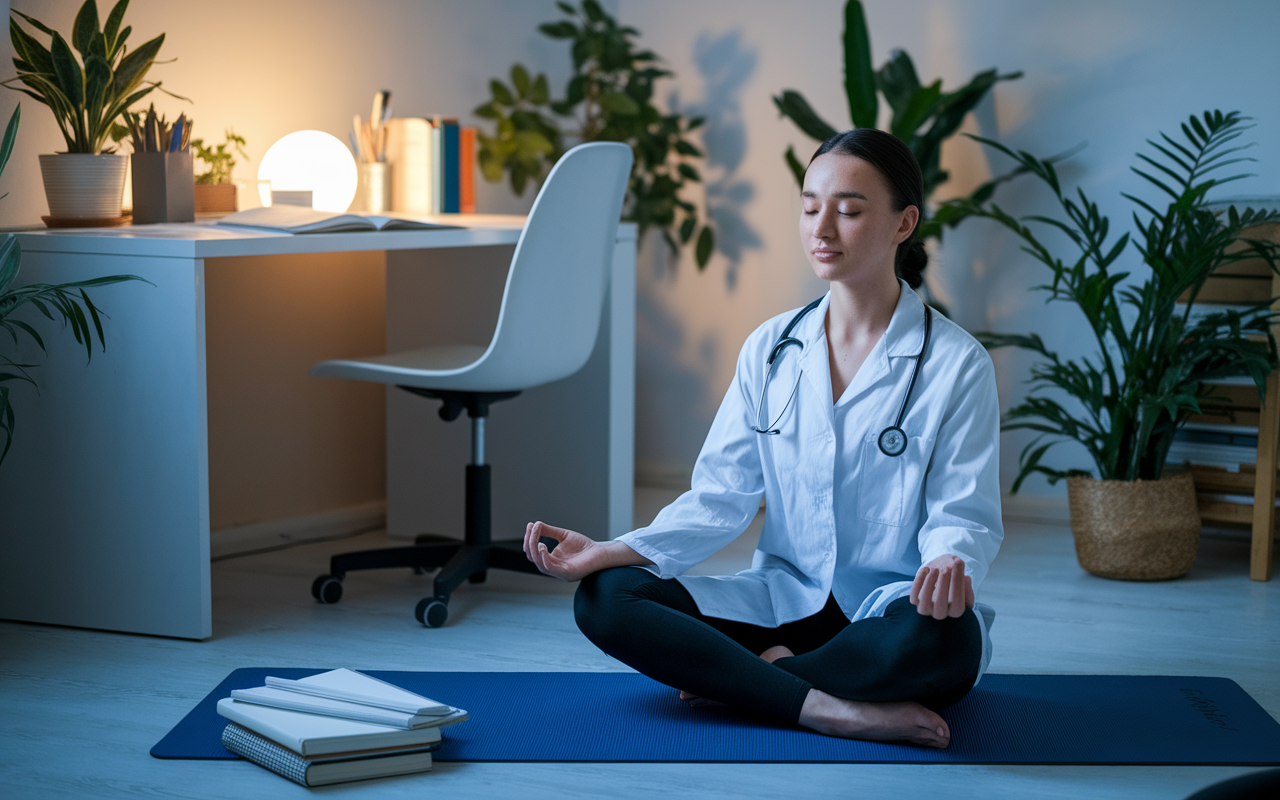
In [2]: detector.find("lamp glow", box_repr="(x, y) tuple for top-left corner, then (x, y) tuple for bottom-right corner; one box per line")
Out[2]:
(257, 130), (358, 212)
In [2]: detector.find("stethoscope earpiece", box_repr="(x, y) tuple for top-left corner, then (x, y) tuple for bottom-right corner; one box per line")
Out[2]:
(753, 299), (932, 459)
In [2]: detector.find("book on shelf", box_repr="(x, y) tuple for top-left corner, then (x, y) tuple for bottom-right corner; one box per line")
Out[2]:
(264, 668), (452, 715)
(230, 685), (467, 729)
(215, 697), (447, 756)
(385, 117), (433, 215)
(384, 116), (476, 215)
(215, 205), (461, 235)
(221, 721), (436, 787)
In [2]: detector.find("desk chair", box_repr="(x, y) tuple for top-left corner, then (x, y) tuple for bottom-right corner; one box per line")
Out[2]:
(308, 142), (633, 625)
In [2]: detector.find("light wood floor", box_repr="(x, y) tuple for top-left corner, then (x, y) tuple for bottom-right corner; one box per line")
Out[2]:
(1, 488), (1277, 799)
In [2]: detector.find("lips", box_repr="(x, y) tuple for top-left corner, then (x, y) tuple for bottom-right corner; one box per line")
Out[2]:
(811, 249), (841, 261)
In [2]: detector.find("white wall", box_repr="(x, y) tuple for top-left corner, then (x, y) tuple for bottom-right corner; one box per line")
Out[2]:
(3, 0), (1278, 498)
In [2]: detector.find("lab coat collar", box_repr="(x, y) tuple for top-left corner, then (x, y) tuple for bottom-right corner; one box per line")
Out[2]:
(793, 280), (927, 358)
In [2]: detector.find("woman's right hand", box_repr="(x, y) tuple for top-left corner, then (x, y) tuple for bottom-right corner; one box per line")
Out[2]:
(523, 520), (651, 581)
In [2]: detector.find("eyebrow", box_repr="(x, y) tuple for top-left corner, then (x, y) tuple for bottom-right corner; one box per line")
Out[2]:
(800, 190), (868, 199)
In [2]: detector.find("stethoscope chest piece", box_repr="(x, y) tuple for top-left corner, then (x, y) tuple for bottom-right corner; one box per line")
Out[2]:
(878, 426), (907, 456)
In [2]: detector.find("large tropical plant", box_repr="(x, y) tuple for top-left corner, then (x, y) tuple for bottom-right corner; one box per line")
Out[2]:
(473, 0), (715, 268)
(958, 110), (1280, 489)
(3, 0), (181, 154)
(773, 0), (1024, 243)
(0, 104), (148, 465)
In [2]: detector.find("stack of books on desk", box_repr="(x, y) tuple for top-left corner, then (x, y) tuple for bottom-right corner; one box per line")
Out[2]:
(216, 669), (467, 787)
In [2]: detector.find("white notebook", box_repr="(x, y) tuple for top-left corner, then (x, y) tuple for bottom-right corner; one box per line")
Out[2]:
(264, 669), (452, 716)
(216, 698), (446, 757)
(230, 686), (466, 730)
(215, 205), (460, 234)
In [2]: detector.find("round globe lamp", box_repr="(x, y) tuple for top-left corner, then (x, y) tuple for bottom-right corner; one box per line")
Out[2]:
(257, 130), (358, 212)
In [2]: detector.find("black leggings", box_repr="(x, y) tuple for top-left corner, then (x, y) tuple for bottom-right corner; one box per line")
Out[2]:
(575, 567), (982, 724)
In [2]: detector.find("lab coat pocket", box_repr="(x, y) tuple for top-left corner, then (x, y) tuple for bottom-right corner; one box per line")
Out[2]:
(857, 435), (931, 527)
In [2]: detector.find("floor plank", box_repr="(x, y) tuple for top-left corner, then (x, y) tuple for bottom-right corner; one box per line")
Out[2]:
(1, 488), (1277, 799)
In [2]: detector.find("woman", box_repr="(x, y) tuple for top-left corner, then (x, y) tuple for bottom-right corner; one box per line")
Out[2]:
(522, 129), (1002, 749)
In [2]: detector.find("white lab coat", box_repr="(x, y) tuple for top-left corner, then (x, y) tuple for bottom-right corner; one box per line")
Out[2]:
(618, 281), (1003, 678)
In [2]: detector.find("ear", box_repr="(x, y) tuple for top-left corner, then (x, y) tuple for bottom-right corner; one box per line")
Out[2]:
(893, 205), (920, 245)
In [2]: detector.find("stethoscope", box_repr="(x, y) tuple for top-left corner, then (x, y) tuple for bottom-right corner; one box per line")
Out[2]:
(751, 297), (933, 457)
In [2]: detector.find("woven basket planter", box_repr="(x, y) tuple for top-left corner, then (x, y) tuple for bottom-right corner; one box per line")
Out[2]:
(1066, 472), (1201, 580)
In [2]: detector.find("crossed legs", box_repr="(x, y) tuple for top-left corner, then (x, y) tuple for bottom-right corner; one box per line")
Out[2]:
(574, 566), (982, 747)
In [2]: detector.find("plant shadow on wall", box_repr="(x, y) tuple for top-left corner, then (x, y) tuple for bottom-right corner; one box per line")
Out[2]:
(684, 30), (761, 290)
(473, 0), (716, 270)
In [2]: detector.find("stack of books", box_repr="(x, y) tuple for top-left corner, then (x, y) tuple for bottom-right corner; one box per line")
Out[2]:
(216, 669), (467, 787)
(383, 116), (476, 215)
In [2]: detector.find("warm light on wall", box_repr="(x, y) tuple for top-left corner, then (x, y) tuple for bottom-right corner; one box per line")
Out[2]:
(256, 131), (358, 212)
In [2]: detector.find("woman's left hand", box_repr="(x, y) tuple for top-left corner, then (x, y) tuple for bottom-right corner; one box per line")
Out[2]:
(910, 555), (974, 619)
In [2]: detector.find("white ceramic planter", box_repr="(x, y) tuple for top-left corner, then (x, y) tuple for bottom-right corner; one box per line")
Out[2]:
(38, 153), (128, 219)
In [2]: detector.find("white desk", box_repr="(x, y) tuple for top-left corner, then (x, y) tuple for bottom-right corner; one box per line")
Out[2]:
(0, 217), (635, 639)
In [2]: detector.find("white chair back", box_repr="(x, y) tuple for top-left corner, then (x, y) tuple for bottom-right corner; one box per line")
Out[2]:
(466, 142), (633, 390)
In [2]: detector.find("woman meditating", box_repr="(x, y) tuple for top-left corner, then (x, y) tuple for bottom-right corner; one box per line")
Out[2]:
(522, 128), (1002, 749)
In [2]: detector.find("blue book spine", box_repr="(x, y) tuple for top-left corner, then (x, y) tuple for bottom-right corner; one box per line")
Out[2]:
(443, 121), (460, 213)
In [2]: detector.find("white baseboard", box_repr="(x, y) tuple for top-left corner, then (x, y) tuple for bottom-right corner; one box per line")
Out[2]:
(211, 501), (386, 560)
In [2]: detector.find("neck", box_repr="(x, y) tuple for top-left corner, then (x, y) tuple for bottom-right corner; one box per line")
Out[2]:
(825, 269), (901, 344)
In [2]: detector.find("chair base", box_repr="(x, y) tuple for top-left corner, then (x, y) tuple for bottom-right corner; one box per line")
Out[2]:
(312, 533), (555, 627)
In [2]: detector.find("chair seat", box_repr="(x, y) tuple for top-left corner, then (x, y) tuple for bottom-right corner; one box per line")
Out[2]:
(311, 345), (492, 390)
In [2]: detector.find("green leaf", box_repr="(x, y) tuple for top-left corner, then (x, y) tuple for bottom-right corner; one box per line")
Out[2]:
(842, 0), (877, 129)
(10, 18), (56, 76)
(112, 32), (164, 98)
(0, 105), (20, 179)
(784, 144), (806, 188)
(600, 91), (639, 115)
(674, 140), (701, 157)
(530, 74), (549, 105)
(565, 74), (587, 105)
(539, 21), (578, 39)
(582, 0), (606, 23)
(876, 49), (921, 118)
(104, 0), (129, 55)
(890, 80), (941, 141)
(71, 0), (100, 58)
(772, 90), (838, 142)
(695, 226), (714, 269)
(556, 2), (576, 15)
(49, 32), (85, 109)
(11, 10), (56, 37)
(511, 64), (531, 98)
(490, 79), (515, 106)
(677, 163), (700, 182)
(679, 216), (696, 243)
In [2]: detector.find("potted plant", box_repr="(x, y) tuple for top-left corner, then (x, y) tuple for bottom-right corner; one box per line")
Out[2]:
(956, 110), (1280, 580)
(192, 128), (247, 213)
(0, 104), (147, 464)
(473, 0), (715, 269)
(4, 0), (180, 222)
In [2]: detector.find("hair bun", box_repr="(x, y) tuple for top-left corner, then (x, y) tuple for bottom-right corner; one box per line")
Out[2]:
(896, 238), (928, 288)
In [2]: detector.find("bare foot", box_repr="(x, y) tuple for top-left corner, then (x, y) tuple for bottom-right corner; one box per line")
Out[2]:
(799, 688), (951, 749)
(679, 645), (797, 708)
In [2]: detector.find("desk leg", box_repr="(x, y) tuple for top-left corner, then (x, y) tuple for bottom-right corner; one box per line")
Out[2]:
(385, 237), (635, 543)
(0, 252), (211, 639)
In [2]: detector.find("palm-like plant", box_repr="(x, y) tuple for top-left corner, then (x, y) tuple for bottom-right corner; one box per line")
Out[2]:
(0, 104), (148, 465)
(959, 110), (1280, 489)
(4, 0), (179, 154)
(772, 0), (1023, 242)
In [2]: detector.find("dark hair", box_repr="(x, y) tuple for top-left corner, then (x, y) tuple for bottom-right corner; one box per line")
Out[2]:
(809, 129), (928, 288)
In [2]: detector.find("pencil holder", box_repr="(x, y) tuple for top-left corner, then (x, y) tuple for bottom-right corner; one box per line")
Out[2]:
(131, 150), (195, 224)
(355, 162), (392, 214)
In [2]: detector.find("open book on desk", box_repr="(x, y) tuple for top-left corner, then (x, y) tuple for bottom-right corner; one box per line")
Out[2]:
(215, 204), (463, 234)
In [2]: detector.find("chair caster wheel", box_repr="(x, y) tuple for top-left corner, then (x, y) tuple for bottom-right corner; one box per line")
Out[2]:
(415, 597), (448, 628)
(312, 575), (343, 604)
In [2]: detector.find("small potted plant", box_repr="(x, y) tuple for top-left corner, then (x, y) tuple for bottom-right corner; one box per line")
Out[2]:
(4, 0), (181, 222)
(192, 129), (247, 213)
(952, 110), (1280, 580)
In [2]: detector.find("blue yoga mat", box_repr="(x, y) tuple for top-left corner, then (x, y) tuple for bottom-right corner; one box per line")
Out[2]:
(151, 669), (1280, 765)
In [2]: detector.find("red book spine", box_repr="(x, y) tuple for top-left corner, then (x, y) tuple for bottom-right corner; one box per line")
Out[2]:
(459, 128), (476, 214)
